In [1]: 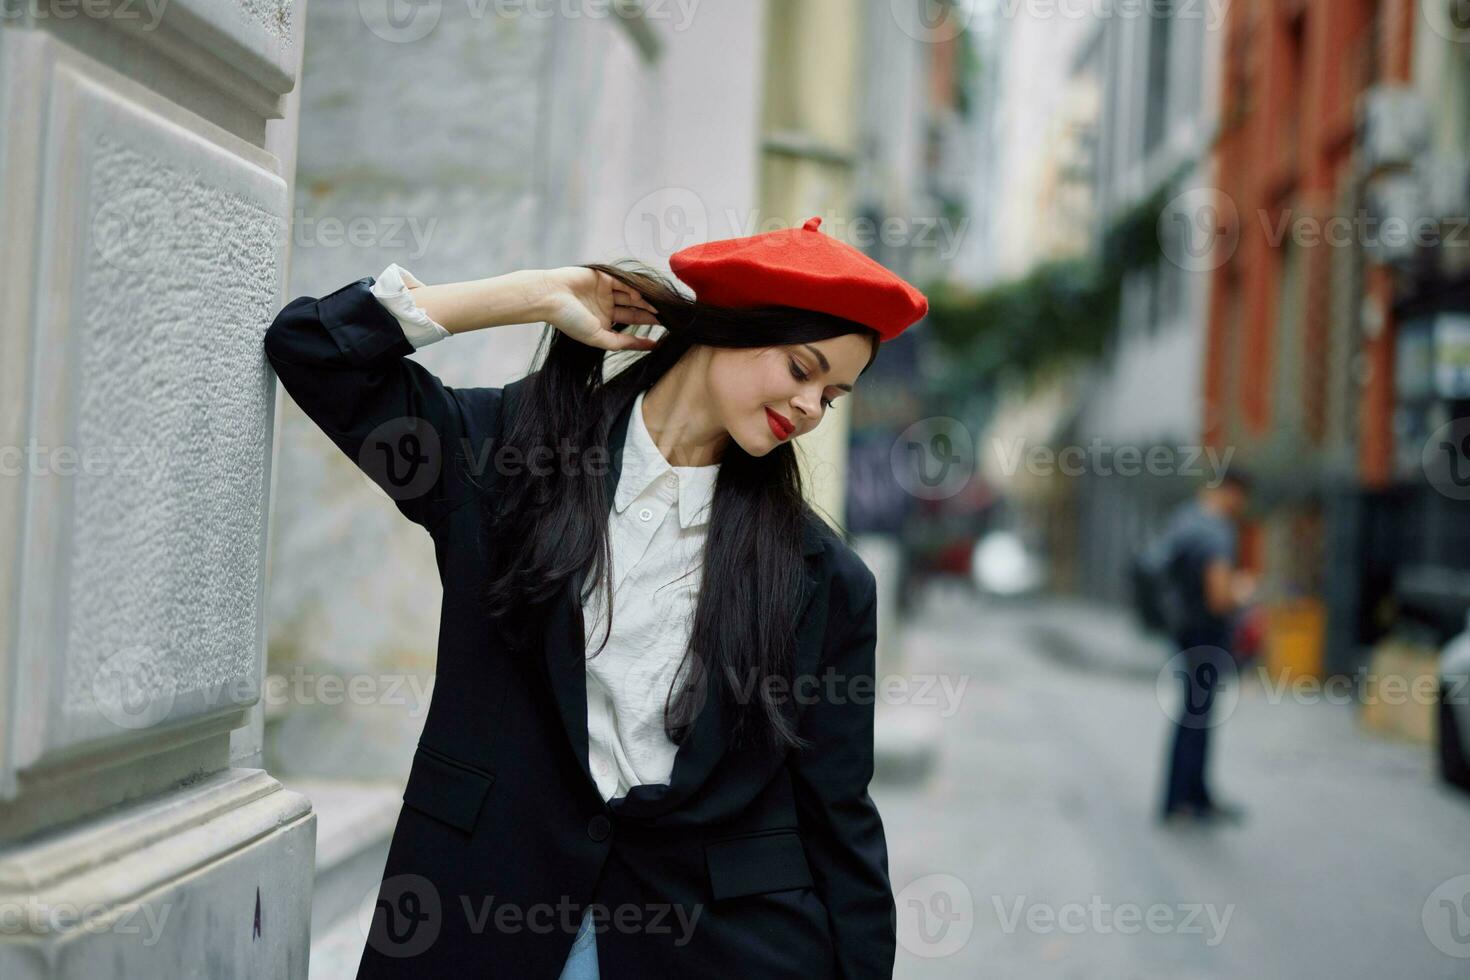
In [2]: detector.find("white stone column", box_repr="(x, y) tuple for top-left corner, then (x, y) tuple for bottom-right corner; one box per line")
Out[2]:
(0, 1), (313, 976)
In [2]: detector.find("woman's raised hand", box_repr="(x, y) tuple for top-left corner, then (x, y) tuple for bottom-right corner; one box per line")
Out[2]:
(539, 267), (662, 352)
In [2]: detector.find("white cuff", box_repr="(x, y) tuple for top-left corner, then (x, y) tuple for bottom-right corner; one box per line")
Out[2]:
(369, 263), (452, 349)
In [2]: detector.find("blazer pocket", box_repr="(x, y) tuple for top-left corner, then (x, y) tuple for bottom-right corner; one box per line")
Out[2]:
(704, 829), (814, 901)
(401, 743), (496, 833)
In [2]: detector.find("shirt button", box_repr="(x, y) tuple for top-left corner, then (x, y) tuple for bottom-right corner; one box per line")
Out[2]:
(638, 507), (653, 522)
(587, 814), (612, 842)
(664, 474), (678, 489)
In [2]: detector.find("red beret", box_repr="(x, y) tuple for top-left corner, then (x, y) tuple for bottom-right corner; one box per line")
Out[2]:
(668, 216), (928, 342)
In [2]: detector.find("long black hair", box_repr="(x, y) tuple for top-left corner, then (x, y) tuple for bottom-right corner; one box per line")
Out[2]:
(476, 260), (881, 753)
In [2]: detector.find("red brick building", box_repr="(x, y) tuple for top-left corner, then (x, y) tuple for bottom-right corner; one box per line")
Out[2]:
(1203, 0), (1429, 673)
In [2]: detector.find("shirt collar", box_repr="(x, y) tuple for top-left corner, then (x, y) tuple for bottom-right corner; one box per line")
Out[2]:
(612, 389), (720, 529)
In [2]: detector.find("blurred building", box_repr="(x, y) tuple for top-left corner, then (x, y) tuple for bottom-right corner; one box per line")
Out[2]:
(758, 0), (866, 524)
(849, 0), (979, 775)
(978, 6), (1102, 280)
(947, 7), (1004, 288)
(844, 0), (979, 622)
(1065, 0), (1225, 603)
(1201, 0), (1466, 677)
(1381, 0), (1470, 652)
(964, 1), (1222, 603)
(965, 4), (1105, 589)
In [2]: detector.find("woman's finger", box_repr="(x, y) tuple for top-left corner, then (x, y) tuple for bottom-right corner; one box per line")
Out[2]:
(613, 286), (658, 316)
(593, 330), (659, 352)
(612, 304), (661, 326)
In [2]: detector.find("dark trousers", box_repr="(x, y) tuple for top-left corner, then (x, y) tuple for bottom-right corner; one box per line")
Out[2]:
(1161, 636), (1228, 814)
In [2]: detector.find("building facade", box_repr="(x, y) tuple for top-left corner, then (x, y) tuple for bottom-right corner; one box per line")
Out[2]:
(963, 1), (1223, 603)
(1203, 0), (1430, 674)
(0, 0), (312, 975)
(1067, 0), (1224, 604)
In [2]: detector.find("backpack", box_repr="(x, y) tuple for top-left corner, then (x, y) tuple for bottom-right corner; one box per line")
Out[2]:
(1129, 535), (1183, 636)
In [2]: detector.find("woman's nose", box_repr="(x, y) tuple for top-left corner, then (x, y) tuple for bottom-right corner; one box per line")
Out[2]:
(791, 392), (820, 420)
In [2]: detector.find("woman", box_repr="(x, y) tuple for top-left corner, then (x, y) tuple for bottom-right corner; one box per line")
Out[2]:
(263, 216), (927, 979)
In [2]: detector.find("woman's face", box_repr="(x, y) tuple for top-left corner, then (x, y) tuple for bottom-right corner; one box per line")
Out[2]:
(706, 334), (872, 456)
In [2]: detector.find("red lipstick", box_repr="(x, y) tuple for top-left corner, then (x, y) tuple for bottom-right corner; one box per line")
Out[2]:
(766, 407), (794, 440)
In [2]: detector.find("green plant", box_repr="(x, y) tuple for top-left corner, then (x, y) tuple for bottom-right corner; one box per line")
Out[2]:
(921, 169), (1186, 393)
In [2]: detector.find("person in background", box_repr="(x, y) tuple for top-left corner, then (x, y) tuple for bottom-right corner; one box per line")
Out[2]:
(1157, 467), (1257, 825)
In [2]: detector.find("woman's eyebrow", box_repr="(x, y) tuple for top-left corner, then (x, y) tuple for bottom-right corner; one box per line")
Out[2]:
(800, 344), (854, 392)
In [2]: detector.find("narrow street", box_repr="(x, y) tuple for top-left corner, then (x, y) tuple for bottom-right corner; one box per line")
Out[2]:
(879, 585), (1470, 980)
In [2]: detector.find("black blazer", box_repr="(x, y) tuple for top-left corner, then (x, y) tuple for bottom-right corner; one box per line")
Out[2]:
(264, 276), (896, 979)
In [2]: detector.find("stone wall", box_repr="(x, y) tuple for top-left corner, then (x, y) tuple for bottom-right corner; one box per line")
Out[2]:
(0, 0), (313, 975)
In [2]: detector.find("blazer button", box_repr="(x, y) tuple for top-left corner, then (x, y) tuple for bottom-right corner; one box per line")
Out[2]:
(587, 814), (612, 842)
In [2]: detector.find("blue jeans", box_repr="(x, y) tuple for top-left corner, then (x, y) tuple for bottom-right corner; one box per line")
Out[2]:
(1162, 632), (1230, 814)
(556, 906), (599, 980)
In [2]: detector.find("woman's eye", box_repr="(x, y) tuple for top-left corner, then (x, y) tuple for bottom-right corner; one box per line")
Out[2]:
(791, 359), (834, 409)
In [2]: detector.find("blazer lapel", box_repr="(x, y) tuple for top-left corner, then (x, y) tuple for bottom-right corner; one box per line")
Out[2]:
(538, 573), (596, 794)
(539, 387), (832, 818)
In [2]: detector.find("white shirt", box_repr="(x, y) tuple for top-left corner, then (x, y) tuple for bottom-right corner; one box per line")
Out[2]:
(370, 263), (719, 803)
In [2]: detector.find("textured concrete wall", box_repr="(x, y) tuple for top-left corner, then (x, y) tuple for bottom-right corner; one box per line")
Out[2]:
(0, 0), (314, 973)
(2, 11), (298, 810)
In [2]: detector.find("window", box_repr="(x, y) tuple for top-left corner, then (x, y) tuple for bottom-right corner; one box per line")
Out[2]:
(1142, 0), (1175, 155)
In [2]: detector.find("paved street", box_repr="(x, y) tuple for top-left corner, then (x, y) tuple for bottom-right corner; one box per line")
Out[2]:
(877, 585), (1470, 979)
